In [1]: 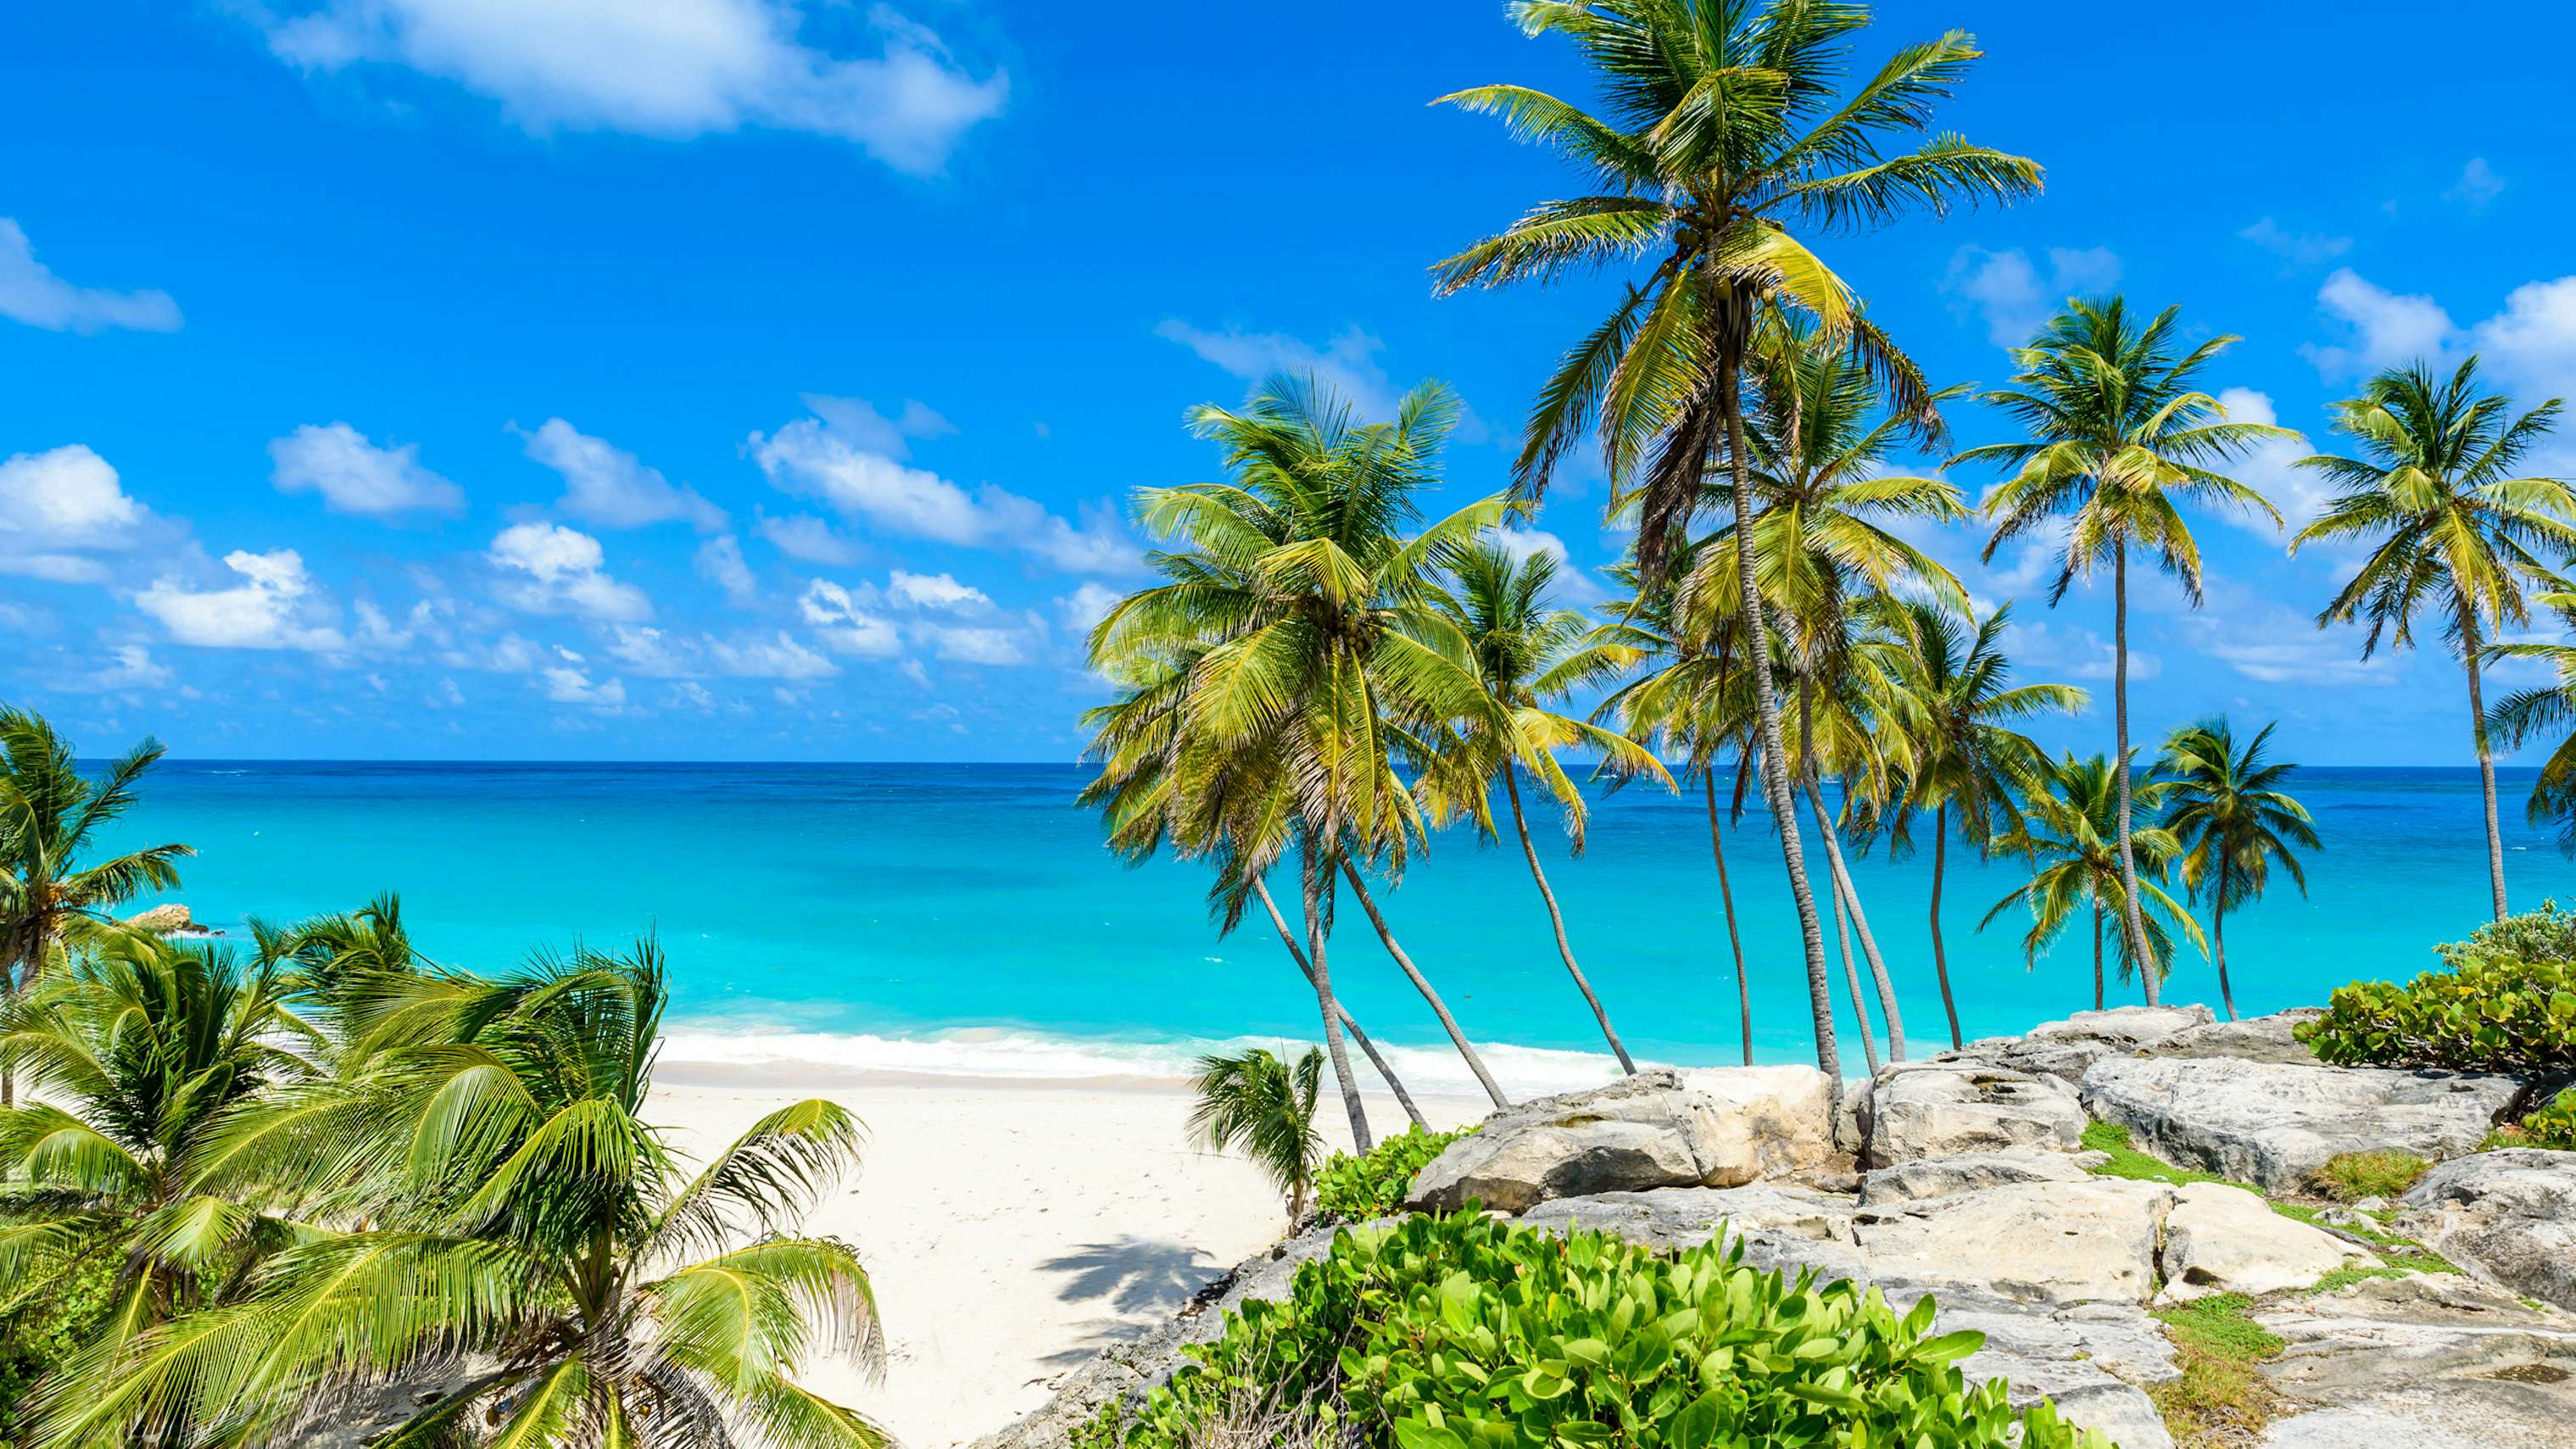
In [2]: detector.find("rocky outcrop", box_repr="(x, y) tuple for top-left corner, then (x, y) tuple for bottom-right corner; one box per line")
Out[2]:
(1934, 1295), (2179, 1449)
(1676, 1064), (1837, 1178)
(1407, 1069), (1811, 1213)
(2254, 1273), (2576, 1447)
(2155, 1181), (2378, 1303)
(1522, 1182), (1859, 1250)
(2142, 1009), (2325, 1066)
(119, 903), (194, 933)
(1943, 1005), (2214, 1084)
(1857, 1061), (2087, 1168)
(2400, 1149), (2576, 1312)
(1858, 1149), (2097, 1204)
(2079, 1056), (2522, 1192)
(1853, 1179), (2173, 1306)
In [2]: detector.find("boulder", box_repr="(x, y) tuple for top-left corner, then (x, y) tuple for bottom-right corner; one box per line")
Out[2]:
(1942, 1005), (2215, 1084)
(1852, 1179), (2173, 1305)
(1676, 1064), (1838, 1178)
(2142, 1008), (2326, 1066)
(1929, 1295), (2178, 1449)
(1858, 1150), (2095, 1204)
(2079, 1056), (2522, 1193)
(1522, 1183), (1858, 1251)
(2400, 1150), (2576, 1312)
(2255, 1272), (2576, 1448)
(120, 902), (192, 933)
(1858, 1062), (2087, 1168)
(2155, 1181), (2378, 1302)
(1406, 1071), (1748, 1214)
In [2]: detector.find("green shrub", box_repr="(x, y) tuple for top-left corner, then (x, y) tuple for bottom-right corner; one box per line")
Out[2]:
(2490, 1087), (2576, 1151)
(1313, 1126), (1478, 1221)
(1080, 1212), (2113, 1449)
(0, 1251), (116, 1446)
(2297, 902), (2576, 1077)
(2309, 1150), (2429, 1201)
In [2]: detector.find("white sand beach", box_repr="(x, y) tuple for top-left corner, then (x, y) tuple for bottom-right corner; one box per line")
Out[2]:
(651, 1071), (1487, 1447)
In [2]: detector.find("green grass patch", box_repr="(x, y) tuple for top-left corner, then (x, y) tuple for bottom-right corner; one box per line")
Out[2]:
(2149, 1294), (2287, 1448)
(2268, 1203), (2459, 1274)
(2308, 1149), (2429, 1201)
(2079, 1121), (2238, 1187)
(2302, 1264), (2411, 1296)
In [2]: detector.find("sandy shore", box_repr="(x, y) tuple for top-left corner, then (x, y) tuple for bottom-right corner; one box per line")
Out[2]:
(650, 1070), (1486, 1447)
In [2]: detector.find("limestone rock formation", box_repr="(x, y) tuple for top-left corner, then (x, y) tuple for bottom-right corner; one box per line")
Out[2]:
(1857, 1061), (2088, 1168)
(2079, 1055), (2521, 1192)
(2155, 1180), (2378, 1302)
(1407, 1069), (1805, 1213)
(2400, 1149), (2576, 1312)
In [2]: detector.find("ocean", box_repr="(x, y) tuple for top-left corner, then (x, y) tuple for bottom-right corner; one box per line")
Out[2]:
(96, 760), (2571, 1095)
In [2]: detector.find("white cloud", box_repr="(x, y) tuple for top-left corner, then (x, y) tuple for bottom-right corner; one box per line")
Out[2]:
(886, 568), (987, 611)
(799, 578), (903, 658)
(0, 219), (181, 333)
(2470, 276), (2576, 398)
(2300, 269), (2456, 376)
(1155, 320), (1398, 419)
(251, 0), (1007, 172)
(798, 394), (954, 460)
(540, 664), (626, 708)
(2210, 388), (2323, 535)
(1058, 580), (1119, 634)
(922, 622), (1027, 665)
(707, 630), (835, 679)
(136, 549), (349, 650)
(2008, 620), (2157, 683)
(1940, 245), (2122, 348)
(269, 421), (465, 516)
(2237, 217), (2351, 268)
(518, 418), (722, 531)
(50, 644), (174, 694)
(427, 677), (467, 708)
(695, 533), (756, 605)
(0, 444), (155, 582)
(1489, 525), (1606, 602)
(2447, 157), (2506, 209)
(2183, 595), (2395, 688)
(753, 509), (864, 565)
(488, 520), (652, 621)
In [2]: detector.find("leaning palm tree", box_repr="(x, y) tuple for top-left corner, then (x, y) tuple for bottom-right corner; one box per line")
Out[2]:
(2291, 358), (2575, 921)
(1436, 1), (2038, 1084)
(2157, 720), (2319, 1022)
(1188, 1045), (1324, 1223)
(1965, 298), (2289, 1004)
(1420, 542), (1670, 1073)
(41, 943), (889, 1449)
(2486, 592), (2576, 858)
(0, 708), (192, 1001)
(1980, 753), (2203, 1011)
(1870, 598), (2083, 1046)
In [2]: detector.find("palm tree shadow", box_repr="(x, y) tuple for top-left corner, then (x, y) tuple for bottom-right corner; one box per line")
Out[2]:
(1038, 1235), (1226, 1316)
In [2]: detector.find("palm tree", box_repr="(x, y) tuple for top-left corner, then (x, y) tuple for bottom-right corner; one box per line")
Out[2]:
(1965, 298), (2289, 1004)
(1980, 754), (2204, 1010)
(45, 943), (889, 1448)
(0, 708), (192, 1002)
(1436, 0), (2039, 1089)
(1421, 542), (1670, 1073)
(1188, 1046), (1324, 1223)
(2291, 358), (2575, 921)
(1087, 376), (1514, 1142)
(2156, 720), (2319, 1022)
(1871, 599), (2083, 1046)
(2485, 592), (2576, 857)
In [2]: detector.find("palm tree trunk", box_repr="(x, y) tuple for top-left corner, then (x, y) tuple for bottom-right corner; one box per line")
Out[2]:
(1715, 344), (1840, 1095)
(1338, 859), (1510, 1110)
(1929, 805), (1962, 1050)
(1501, 769), (1634, 1073)
(2459, 604), (2510, 922)
(1254, 876), (1427, 1129)
(2091, 904), (2105, 1012)
(2210, 857), (2237, 1023)
(2110, 546), (2161, 1006)
(1828, 871), (1880, 1074)
(1801, 772), (1907, 1062)
(1302, 844), (1371, 1154)
(1706, 769), (1753, 1065)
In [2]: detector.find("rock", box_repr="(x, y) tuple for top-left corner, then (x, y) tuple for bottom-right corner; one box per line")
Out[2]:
(2155, 1181), (2378, 1302)
(1927, 1294), (2178, 1449)
(1943, 1005), (2216, 1084)
(2400, 1150), (2576, 1311)
(2079, 1056), (2522, 1193)
(1852, 1179), (2173, 1305)
(120, 903), (192, 933)
(1858, 1150), (2095, 1204)
(1676, 1064), (1837, 1179)
(2144, 1009), (2326, 1066)
(2255, 1273), (2576, 1448)
(1522, 1183), (1859, 1251)
(1858, 1062), (2087, 1168)
(1406, 1071), (1750, 1214)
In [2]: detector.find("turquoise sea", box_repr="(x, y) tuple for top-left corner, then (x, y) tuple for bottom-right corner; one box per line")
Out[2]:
(99, 761), (2572, 1094)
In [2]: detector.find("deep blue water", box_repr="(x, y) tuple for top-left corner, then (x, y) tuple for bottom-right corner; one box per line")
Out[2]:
(94, 761), (2571, 1091)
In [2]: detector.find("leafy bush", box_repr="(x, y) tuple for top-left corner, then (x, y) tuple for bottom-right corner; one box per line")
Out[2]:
(0, 1251), (115, 1446)
(2309, 1150), (2429, 1201)
(1079, 1212), (2112, 1449)
(2490, 1087), (2576, 1151)
(1314, 1126), (1478, 1221)
(2297, 903), (2576, 1077)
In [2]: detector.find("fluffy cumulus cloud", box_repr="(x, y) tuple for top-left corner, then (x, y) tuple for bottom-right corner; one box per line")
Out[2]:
(540, 663), (626, 709)
(49, 644), (174, 694)
(884, 569), (987, 611)
(269, 421), (466, 517)
(0, 219), (181, 333)
(519, 418), (723, 532)
(1057, 580), (1119, 634)
(135, 549), (349, 650)
(487, 521), (652, 621)
(250, 0), (1006, 173)
(753, 509), (864, 565)
(606, 624), (836, 679)
(0, 444), (158, 582)
(2300, 269), (2457, 376)
(2300, 270), (2576, 419)
(797, 578), (902, 658)
(1155, 320), (1399, 420)
(694, 534), (756, 605)
(2211, 389), (2325, 535)
(1940, 245), (2122, 348)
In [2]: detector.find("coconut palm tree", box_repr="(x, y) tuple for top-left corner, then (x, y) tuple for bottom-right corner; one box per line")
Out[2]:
(1965, 298), (2290, 1004)
(1871, 599), (2083, 1046)
(43, 943), (889, 1449)
(1187, 1045), (1324, 1223)
(0, 708), (192, 1004)
(1420, 541), (1670, 1073)
(2484, 592), (2576, 858)
(2156, 720), (2318, 1022)
(1979, 753), (2203, 1010)
(1436, 0), (2040, 1088)
(2291, 358), (2575, 921)
(1087, 376), (1514, 1141)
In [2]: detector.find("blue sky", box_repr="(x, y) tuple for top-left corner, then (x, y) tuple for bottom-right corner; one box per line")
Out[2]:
(4, 1), (2575, 764)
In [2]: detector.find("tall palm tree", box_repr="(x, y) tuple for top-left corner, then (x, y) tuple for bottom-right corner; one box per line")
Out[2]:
(1965, 298), (2289, 1004)
(1980, 754), (2202, 1010)
(1435, 0), (2039, 1088)
(0, 708), (192, 1000)
(2486, 592), (2576, 858)
(47, 943), (890, 1449)
(2290, 358), (2575, 921)
(2157, 720), (2319, 1022)
(1421, 542), (1670, 1073)
(1187, 1045), (1324, 1223)
(1871, 599), (2083, 1046)
(1087, 376), (1514, 1143)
